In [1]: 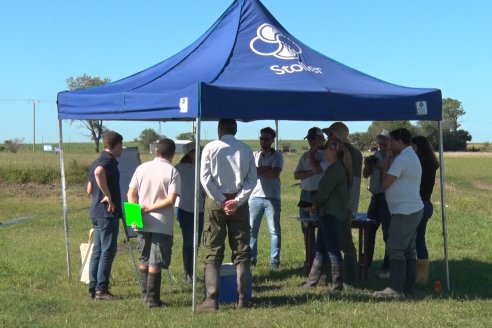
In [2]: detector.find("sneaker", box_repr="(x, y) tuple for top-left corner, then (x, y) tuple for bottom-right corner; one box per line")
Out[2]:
(378, 270), (390, 280)
(88, 288), (96, 300)
(95, 289), (121, 301)
(270, 263), (280, 271)
(373, 287), (404, 299)
(251, 259), (257, 267)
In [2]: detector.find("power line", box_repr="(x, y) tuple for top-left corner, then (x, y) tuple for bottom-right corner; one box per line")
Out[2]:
(0, 98), (55, 103)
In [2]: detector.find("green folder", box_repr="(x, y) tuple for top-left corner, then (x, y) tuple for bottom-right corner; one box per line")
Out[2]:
(123, 202), (143, 229)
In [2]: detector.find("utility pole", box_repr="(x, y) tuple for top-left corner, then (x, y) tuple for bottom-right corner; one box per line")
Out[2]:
(28, 100), (39, 152)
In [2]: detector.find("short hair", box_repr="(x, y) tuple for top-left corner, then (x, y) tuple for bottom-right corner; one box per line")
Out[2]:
(218, 119), (237, 135)
(155, 138), (176, 158)
(103, 131), (123, 150)
(390, 128), (412, 146)
(260, 127), (276, 139)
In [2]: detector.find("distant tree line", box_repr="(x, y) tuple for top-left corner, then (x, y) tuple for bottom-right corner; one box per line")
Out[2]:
(350, 98), (472, 151)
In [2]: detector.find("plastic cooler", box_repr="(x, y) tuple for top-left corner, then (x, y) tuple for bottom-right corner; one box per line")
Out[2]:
(205, 263), (252, 304)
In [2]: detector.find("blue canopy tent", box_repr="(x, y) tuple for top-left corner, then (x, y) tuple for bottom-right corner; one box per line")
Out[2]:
(57, 0), (449, 304)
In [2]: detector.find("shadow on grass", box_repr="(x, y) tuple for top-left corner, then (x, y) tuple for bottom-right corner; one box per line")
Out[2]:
(357, 258), (492, 300)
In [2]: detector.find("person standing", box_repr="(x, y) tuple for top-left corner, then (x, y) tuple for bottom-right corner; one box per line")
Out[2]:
(374, 128), (424, 298)
(127, 138), (181, 307)
(175, 145), (205, 284)
(362, 130), (393, 277)
(323, 122), (360, 285)
(412, 135), (439, 285)
(311, 137), (352, 295)
(294, 127), (327, 274)
(198, 119), (257, 312)
(249, 127), (284, 271)
(87, 131), (123, 300)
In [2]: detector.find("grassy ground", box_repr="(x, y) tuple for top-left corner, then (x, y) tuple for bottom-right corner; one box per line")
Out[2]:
(0, 149), (491, 327)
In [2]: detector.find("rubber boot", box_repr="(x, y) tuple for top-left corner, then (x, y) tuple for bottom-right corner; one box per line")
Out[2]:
(373, 259), (405, 298)
(140, 268), (148, 304)
(329, 262), (344, 296)
(183, 251), (193, 284)
(404, 258), (417, 295)
(319, 261), (332, 286)
(146, 271), (164, 308)
(416, 259), (429, 285)
(343, 254), (358, 287)
(197, 264), (220, 312)
(236, 262), (251, 309)
(300, 258), (324, 289)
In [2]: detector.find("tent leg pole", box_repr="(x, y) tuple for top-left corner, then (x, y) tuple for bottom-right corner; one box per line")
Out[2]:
(275, 120), (279, 150)
(58, 119), (71, 278)
(438, 121), (450, 291)
(192, 117), (201, 312)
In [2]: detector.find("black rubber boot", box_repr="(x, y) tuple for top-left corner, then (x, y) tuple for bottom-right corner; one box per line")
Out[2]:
(343, 254), (358, 286)
(146, 272), (164, 308)
(329, 262), (344, 296)
(300, 258), (324, 289)
(404, 257), (417, 295)
(140, 268), (148, 304)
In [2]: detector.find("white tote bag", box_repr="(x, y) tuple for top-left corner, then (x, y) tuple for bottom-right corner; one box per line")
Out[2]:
(79, 229), (94, 284)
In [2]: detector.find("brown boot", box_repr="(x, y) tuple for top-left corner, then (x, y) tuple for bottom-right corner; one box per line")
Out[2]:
(236, 262), (251, 309)
(197, 264), (220, 312)
(416, 259), (430, 285)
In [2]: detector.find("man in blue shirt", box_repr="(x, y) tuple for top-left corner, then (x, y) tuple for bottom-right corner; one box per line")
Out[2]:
(87, 131), (123, 300)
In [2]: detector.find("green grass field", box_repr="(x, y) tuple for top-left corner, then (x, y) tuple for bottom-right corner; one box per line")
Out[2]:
(1, 147), (491, 327)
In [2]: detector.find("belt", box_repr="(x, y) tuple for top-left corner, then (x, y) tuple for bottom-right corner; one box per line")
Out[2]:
(223, 192), (238, 200)
(302, 190), (318, 196)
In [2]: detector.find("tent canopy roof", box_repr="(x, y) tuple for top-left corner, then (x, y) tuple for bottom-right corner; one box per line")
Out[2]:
(57, 0), (441, 122)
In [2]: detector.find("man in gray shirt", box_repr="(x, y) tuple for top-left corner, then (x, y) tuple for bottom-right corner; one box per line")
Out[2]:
(249, 127), (284, 271)
(127, 138), (181, 307)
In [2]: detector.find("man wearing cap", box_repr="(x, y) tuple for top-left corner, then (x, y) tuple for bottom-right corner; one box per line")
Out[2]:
(322, 122), (360, 285)
(363, 130), (393, 277)
(374, 128), (424, 298)
(294, 127), (328, 273)
(198, 118), (257, 311)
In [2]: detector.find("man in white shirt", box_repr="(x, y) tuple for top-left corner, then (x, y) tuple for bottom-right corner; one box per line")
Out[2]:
(374, 128), (424, 298)
(249, 127), (283, 271)
(127, 138), (181, 307)
(198, 119), (257, 312)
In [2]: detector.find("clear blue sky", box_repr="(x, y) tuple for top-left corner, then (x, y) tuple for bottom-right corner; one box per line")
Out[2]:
(1, 0), (490, 143)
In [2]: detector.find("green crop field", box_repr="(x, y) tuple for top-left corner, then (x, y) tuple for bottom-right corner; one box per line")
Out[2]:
(1, 146), (491, 327)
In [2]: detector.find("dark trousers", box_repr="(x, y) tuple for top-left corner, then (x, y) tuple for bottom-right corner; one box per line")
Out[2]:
(366, 193), (391, 267)
(416, 201), (433, 259)
(89, 216), (119, 291)
(177, 208), (204, 253)
(202, 197), (250, 265)
(316, 214), (343, 265)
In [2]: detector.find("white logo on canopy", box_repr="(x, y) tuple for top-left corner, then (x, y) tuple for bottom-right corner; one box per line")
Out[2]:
(250, 23), (302, 60)
(249, 23), (322, 75)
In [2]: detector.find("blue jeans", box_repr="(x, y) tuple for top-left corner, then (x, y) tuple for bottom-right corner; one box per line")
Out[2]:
(89, 216), (120, 291)
(316, 214), (343, 265)
(177, 208), (204, 253)
(416, 201), (433, 259)
(249, 197), (281, 265)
